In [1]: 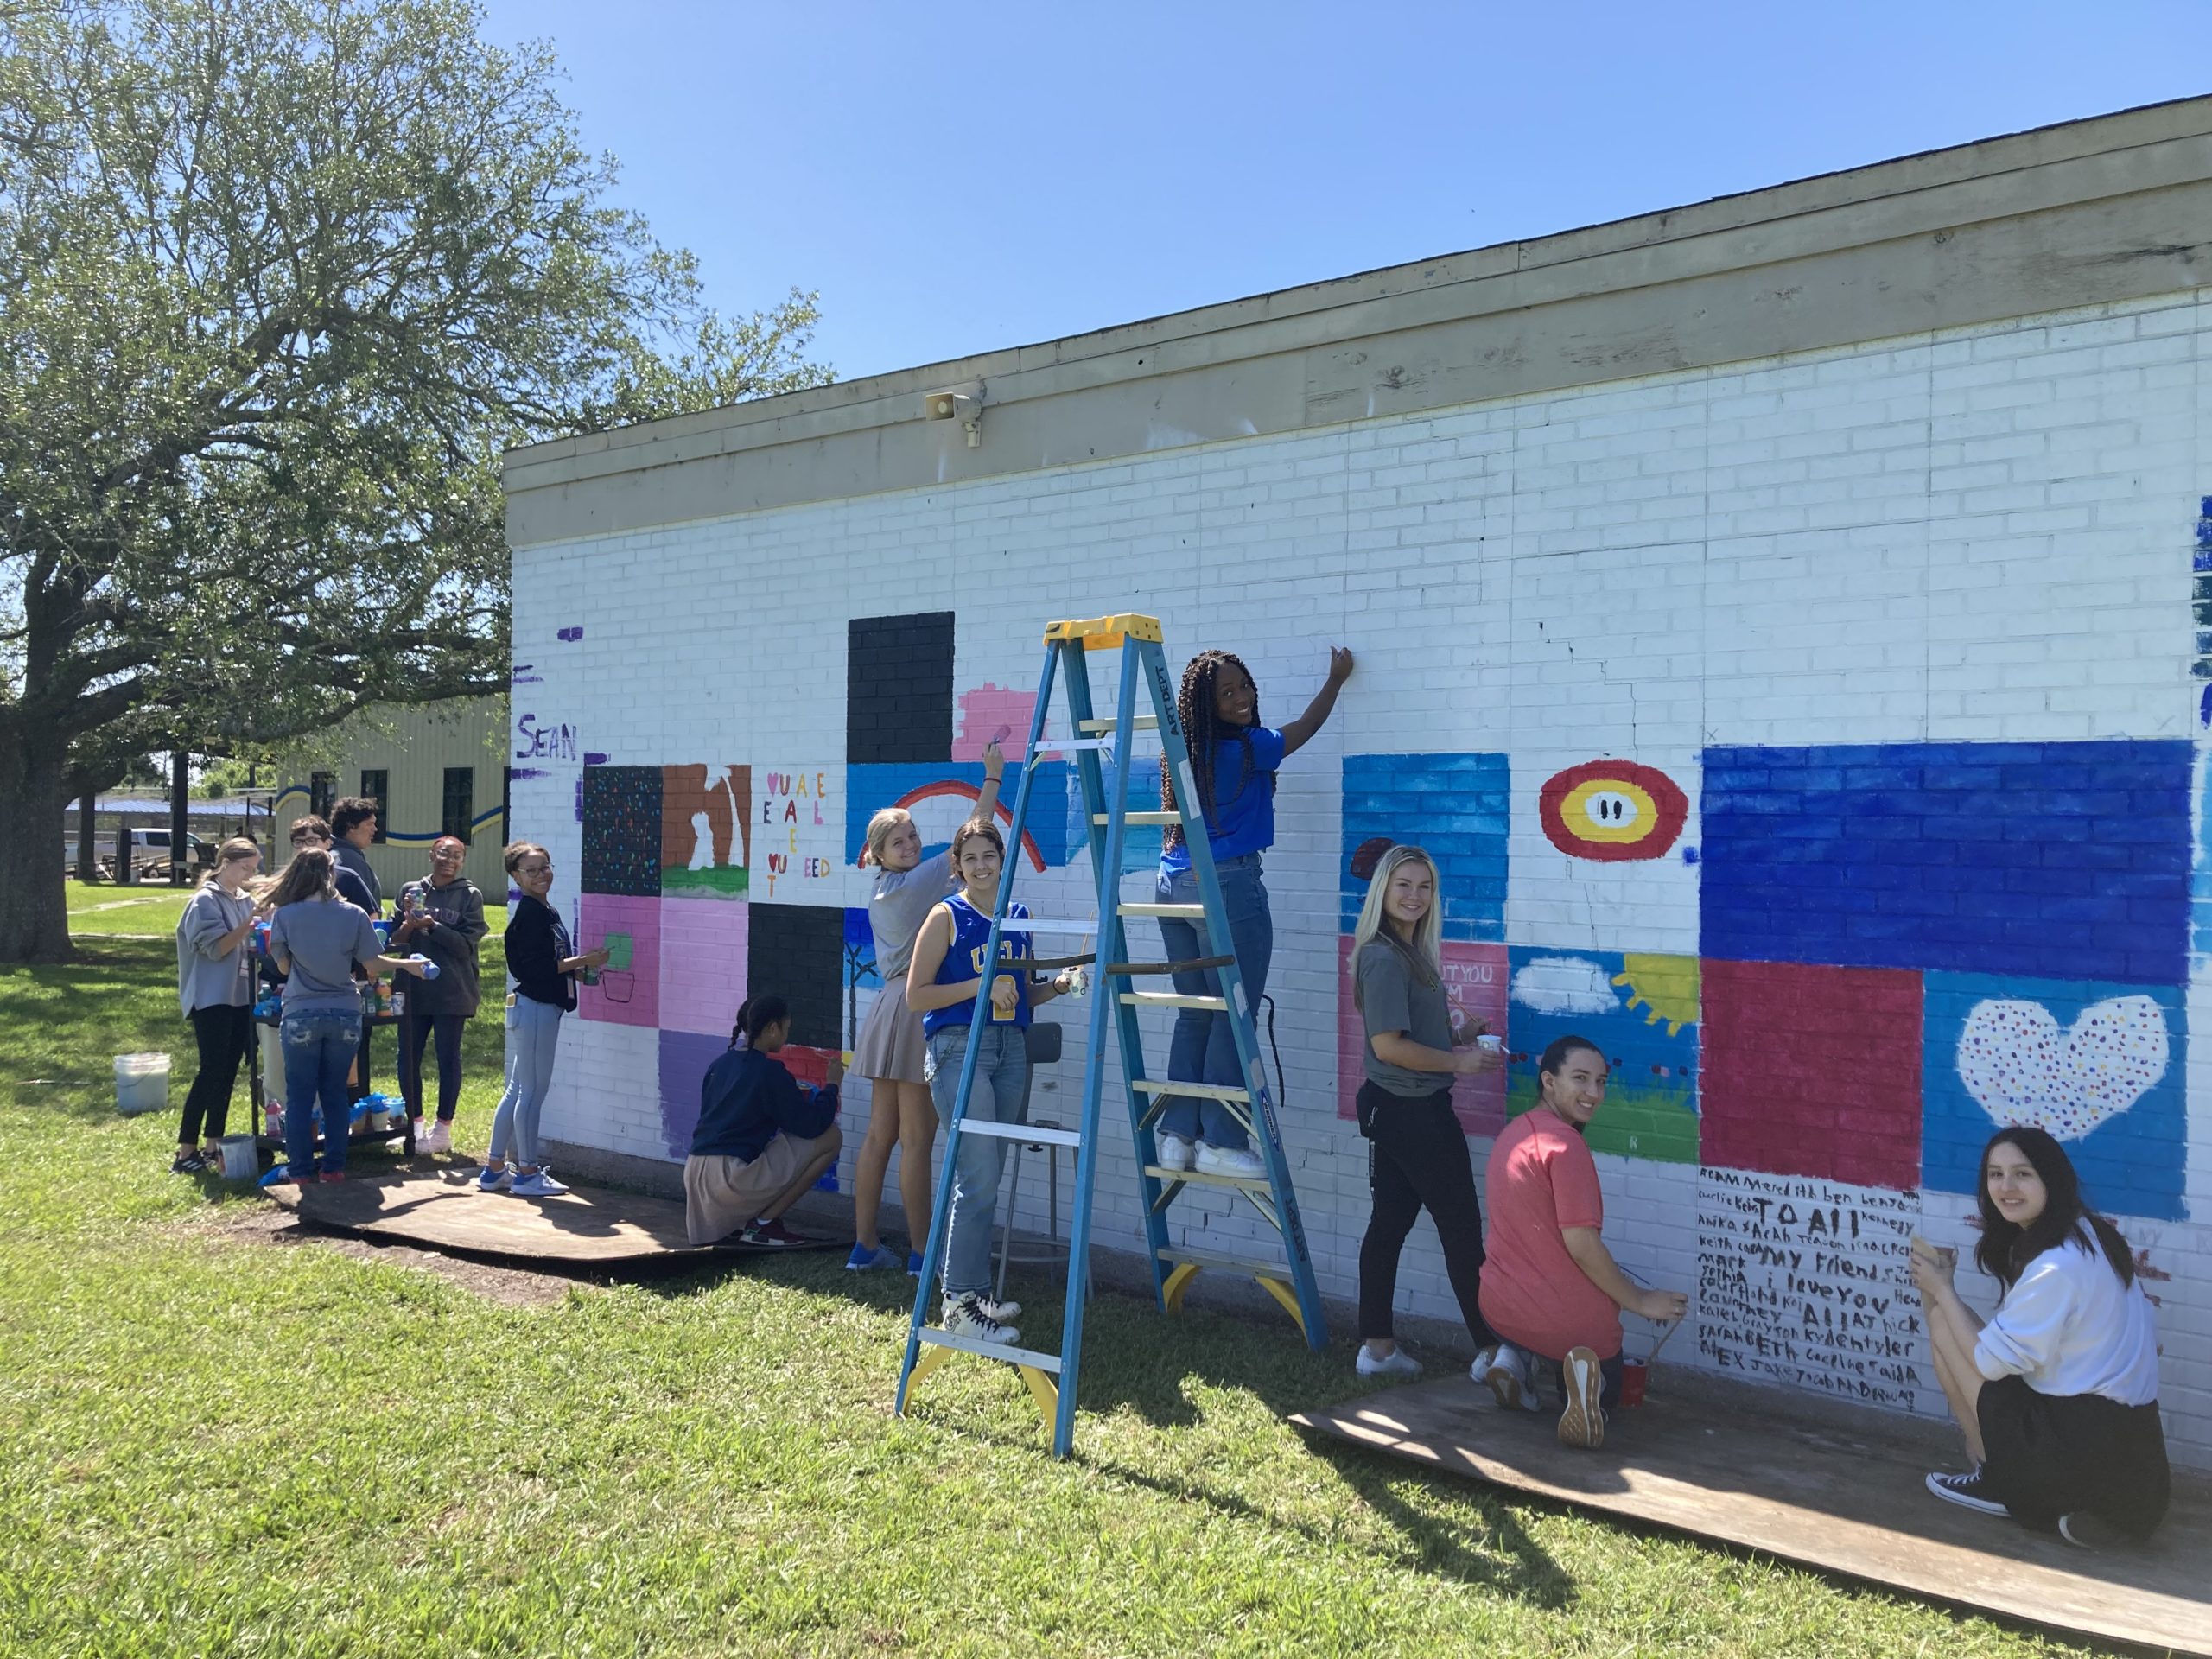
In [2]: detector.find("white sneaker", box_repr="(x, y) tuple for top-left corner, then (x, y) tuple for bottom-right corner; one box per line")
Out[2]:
(420, 1119), (452, 1155)
(943, 1294), (1019, 1346)
(1469, 1345), (1497, 1387)
(1155, 1133), (1195, 1173)
(1559, 1345), (1607, 1450)
(1483, 1343), (1542, 1413)
(1357, 1345), (1423, 1378)
(975, 1293), (1022, 1323)
(1194, 1141), (1266, 1180)
(510, 1169), (569, 1198)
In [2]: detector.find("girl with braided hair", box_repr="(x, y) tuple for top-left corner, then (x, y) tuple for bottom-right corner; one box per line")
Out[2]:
(1153, 644), (1353, 1178)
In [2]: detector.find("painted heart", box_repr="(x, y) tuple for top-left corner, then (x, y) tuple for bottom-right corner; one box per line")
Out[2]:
(1955, 995), (2168, 1141)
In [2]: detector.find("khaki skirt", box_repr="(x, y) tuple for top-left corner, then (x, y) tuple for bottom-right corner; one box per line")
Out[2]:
(853, 973), (929, 1084)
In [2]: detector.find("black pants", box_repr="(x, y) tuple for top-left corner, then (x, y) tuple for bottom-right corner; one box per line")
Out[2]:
(180, 1003), (251, 1145)
(1980, 1376), (2171, 1538)
(1357, 1083), (1496, 1344)
(350, 1021), (374, 1103)
(399, 1010), (467, 1122)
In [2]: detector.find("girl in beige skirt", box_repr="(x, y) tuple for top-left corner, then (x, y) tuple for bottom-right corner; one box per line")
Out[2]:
(846, 741), (1004, 1271)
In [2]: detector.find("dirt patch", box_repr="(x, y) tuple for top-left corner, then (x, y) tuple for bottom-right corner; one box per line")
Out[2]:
(219, 1202), (601, 1308)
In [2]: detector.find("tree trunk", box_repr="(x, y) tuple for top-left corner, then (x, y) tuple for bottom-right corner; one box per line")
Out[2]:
(0, 715), (73, 962)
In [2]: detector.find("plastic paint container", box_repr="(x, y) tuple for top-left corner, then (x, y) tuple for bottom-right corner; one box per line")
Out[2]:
(113, 1052), (170, 1116)
(216, 1134), (258, 1180)
(1619, 1357), (1649, 1408)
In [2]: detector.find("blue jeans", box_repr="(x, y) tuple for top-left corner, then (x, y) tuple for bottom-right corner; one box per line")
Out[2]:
(925, 1021), (1029, 1298)
(491, 995), (563, 1166)
(281, 1008), (362, 1177)
(1154, 855), (1270, 1150)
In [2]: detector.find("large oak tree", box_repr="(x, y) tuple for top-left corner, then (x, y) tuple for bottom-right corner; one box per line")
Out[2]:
(0, 0), (825, 959)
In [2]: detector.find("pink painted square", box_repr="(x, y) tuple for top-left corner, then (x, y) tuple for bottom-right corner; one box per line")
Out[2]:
(1337, 935), (1509, 1136)
(658, 898), (749, 1037)
(954, 683), (1046, 760)
(575, 893), (661, 1028)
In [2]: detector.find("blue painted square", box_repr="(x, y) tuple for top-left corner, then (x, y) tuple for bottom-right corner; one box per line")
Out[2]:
(845, 761), (1072, 869)
(1921, 971), (2186, 1221)
(1700, 741), (2192, 982)
(1341, 753), (1510, 941)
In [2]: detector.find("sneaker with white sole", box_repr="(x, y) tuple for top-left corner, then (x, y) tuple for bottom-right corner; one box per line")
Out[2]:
(1925, 1467), (2008, 1516)
(1194, 1141), (1266, 1180)
(845, 1243), (901, 1272)
(1357, 1345), (1423, 1379)
(1558, 1345), (1607, 1450)
(421, 1119), (453, 1155)
(943, 1294), (1019, 1346)
(2057, 1511), (2123, 1550)
(975, 1293), (1021, 1323)
(1483, 1343), (1535, 1412)
(510, 1169), (568, 1198)
(1154, 1133), (1195, 1173)
(1468, 1345), (1497, 1387)
(475, 1165), (512, 1192)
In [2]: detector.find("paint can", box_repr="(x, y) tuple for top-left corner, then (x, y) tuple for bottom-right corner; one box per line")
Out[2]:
(1619, 1357), (1649, 1408)
(113, 1052), (170, 1116)
(216, 1134), (258, 1180)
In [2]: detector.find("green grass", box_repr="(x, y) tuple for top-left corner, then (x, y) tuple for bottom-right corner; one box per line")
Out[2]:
(0, 941), (2103, 1656)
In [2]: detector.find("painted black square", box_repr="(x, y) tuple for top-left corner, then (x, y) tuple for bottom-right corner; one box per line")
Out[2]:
(747, 904), (846, 1051)
(848, 611), (955, 765)
(581, 766), (663, 897)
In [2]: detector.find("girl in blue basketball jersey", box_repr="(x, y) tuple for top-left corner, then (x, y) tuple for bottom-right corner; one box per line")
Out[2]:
(1154, 645), (1354, 1178)
(907, 818), (1079, 1344)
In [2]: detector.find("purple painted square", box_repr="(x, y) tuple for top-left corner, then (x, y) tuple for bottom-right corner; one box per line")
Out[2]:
(659, 899), (749, 1037)
(575, 893), (661, 1027)
(658, 1028), (725, 1159)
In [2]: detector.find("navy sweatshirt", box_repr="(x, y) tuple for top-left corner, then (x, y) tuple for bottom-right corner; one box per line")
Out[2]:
(692, 1046), (838, 1163)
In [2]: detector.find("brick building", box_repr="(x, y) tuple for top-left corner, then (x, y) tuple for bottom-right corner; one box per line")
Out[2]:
(503, 99), (2212, 1465)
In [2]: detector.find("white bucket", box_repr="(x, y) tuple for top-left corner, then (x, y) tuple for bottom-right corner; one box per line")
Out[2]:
(216, 1134), (257, 1180)
(114, 1052), (170, 1116)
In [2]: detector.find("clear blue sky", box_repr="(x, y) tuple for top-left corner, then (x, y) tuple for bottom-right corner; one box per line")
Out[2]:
(473, 0), (2209, 385)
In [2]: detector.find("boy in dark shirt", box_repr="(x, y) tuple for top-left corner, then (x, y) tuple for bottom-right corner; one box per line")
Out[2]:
(685, 994), (843, 1247)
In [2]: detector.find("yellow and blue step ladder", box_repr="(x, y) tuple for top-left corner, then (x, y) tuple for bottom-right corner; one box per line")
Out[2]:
(894, 612), (1328, 1459)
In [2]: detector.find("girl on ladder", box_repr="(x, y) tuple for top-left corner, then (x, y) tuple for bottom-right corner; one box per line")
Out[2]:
(848, 741), (1005, 1274)
(1154, 644), (1353, 1178)
(906, 818), (1080, 1345)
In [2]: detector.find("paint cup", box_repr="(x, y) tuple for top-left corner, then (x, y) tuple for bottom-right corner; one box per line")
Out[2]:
(216, 1134), (257, 1180)
(990, 974), (1018, 1023)
(1475, 1033), (1504, 1054)
(1619, 1357), (1649, 1408)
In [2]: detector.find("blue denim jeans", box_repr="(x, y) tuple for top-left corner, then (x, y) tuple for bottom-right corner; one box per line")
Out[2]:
(491, 995), (563, 1166)
(925, 1021), (1030, 1298)
(281, 1008), (362, 1177)
(1154, 855), (1270, 1150)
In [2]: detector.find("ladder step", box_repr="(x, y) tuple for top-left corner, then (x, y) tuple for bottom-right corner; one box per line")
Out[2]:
(1035, 737), (1122, 753)
(1004, 918), (1099, 934)
(1143, 1165), (1272, 1189)
(1121, 992), (1227, 1012)
(957, 1120), (1083, 1148)
(1131, 1079), (1249, 1103)
(1117, 903), (1204, 918)
(917, 1329), (1065, 1372)
(1096, 811), (1180, 826)
(1158, 1246), (1289, 1277)
(1077, 716), (1158, 733)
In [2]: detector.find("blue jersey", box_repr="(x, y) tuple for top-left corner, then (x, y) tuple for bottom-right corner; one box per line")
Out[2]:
(921, 893), (1033, 1035)
(1160, 725), (1287, 871)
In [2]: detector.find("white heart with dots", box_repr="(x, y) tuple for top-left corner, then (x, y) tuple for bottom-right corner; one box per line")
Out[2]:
(1955, 995), (2168, 1141)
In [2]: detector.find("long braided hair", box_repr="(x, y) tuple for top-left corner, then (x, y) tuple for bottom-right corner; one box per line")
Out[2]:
(1160, 650), (1269, 851)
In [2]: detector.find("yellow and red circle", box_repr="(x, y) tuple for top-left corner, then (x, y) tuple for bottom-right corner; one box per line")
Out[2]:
(1538, 760), (1688, 862)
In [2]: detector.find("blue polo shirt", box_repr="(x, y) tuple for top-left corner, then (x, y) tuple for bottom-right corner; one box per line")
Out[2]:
(1160, 726), (1286, 871)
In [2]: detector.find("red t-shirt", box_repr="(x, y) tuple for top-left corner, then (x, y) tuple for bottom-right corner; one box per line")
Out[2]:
(1478, 1109), (1623, 1361)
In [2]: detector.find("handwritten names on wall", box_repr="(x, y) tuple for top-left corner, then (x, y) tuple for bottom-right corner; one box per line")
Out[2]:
(1694, 1166), (1934, 1416)
(757, 766), (841, 901)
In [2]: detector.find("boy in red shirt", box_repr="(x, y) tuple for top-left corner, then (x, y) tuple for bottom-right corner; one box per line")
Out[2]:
(1478, 1035), (1688, 1448)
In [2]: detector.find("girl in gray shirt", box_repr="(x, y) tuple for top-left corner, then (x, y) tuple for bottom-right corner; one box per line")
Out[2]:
(843, 742), (1004, 1271)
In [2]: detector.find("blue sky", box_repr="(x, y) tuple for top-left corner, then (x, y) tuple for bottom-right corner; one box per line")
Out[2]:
(472, 1), (2209, 385)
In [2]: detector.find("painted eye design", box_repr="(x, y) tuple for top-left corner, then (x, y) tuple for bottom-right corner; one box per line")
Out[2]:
(1539, 760), (1688, 862)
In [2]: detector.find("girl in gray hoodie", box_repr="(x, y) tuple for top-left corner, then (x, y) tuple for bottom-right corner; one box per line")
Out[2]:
(172, 838), (270, 1172)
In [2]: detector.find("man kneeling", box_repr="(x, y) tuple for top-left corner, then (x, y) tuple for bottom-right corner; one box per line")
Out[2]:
(1478, 1035), (1688, 1449)
(685, 995), (844, 1248)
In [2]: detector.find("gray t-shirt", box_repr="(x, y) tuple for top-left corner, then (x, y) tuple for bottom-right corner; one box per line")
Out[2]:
(270, 898), (384, 1015)
(869, 850), (958, 980)
(1356, 938), (1456, 1098)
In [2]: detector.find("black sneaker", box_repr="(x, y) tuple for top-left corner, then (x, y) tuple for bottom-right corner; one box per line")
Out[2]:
(170, 1152), (207, 1174)
(2058, 1511), (2125, 1550)
(1925, 1467), (2008, 1516)
(739, 1217), (810, 1249)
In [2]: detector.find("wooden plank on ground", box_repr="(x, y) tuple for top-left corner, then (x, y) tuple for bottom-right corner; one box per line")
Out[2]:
(1290, 1376), (2211, 1656)
(268, 1170), (704, 1260)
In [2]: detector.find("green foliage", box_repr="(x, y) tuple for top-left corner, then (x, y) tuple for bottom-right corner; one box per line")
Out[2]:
(0, 0), (825, 957)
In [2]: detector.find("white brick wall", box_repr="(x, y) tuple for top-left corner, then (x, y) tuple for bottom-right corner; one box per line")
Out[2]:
(514, 289), (2212, 1469)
